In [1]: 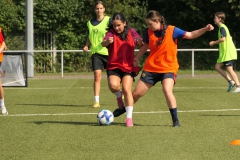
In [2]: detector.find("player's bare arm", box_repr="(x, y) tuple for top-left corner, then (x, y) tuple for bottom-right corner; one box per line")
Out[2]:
(184, 24), (214, 39)
(209, 37), (225, 46)
(101, 37), (114, 47)
(134, 43), (149, 66)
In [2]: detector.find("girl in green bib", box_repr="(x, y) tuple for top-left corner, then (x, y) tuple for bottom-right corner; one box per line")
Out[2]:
(209, 12), (240, 93)
(83, 1), (111, 108)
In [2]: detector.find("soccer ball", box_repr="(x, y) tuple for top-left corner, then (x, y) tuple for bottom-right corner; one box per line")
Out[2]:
(97, 109), (114, 125)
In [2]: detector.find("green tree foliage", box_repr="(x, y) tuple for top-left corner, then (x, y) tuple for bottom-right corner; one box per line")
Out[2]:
(0, 0), (24, 32)
(2, 0), (240, 72)
(34, 0), (90, 72)
(148, 0), (240, 70)
(33, 0), (148, 72)
(0, 0), (25, 49)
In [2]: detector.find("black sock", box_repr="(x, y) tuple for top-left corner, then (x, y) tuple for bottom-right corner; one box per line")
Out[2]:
(169, 108), (178, 122)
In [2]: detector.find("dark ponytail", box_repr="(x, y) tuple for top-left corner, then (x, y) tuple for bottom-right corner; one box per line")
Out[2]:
(110, 13), (130, 40)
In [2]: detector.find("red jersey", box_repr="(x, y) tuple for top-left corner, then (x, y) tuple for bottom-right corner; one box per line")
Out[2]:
(0, 27), (4, 62)
(106, 29), (140, 73)
(144, 25), (179, 74)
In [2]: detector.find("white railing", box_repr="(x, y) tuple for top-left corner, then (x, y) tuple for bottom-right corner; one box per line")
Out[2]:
(4, 49), (240, 77)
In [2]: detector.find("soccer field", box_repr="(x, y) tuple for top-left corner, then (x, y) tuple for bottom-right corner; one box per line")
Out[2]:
(1, 74), (240, 160)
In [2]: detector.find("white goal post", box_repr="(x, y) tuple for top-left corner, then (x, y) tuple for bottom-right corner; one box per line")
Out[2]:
(1, 52), (28, 87)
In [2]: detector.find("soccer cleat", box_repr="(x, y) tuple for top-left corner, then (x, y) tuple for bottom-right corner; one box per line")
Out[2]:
(116, 91), (124, 109)
(2, 111), (8, 115)
(232, 87), (240, 93)
(1, 106), (8, 115)
(126, 118), (133, 127)
(227, 81), (235, 92)
(172, 120), (180, 127)
(92, 102), (100, 108)
(113, 108), (126, 117)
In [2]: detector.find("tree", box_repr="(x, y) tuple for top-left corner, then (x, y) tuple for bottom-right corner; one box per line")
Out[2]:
(0, 0), (25, 49)
(4, 0), (240, 72)
(147, 0), (240, 70)
(33, 0), (148, 72)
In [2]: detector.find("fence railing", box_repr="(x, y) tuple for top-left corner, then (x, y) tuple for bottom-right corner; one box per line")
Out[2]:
(4, 49), (240, 77)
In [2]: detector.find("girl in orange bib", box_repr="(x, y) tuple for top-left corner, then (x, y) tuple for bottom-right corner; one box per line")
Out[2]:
(113, 10), (214, 127)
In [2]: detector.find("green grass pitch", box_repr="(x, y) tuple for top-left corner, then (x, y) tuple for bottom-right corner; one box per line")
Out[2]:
(1, 73), (240, 160)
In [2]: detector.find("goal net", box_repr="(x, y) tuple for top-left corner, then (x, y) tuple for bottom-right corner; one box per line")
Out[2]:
(1, 52), (28, 87)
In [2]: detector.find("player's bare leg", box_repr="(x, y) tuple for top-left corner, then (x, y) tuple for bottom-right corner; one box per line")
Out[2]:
(92, 69), (102, 108)
(215, 63), (235, 92)
(162, 78), (180, 127)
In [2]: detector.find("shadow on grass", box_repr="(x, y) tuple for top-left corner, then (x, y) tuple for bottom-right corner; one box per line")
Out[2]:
(200, 114), (240, 117)
(17, 104), (93, 108)
(31, 121), (172, 127)
(32, 121), (126, 126)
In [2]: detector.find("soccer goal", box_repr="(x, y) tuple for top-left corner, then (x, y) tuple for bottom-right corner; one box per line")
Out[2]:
(1, 52), (28, 87)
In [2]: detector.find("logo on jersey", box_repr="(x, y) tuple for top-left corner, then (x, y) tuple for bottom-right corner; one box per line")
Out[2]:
(93, 29), (98, 33)
(141, 73), (146, 78)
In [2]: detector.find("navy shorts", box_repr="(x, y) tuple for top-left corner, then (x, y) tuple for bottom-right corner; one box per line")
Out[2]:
(139, 70), (177, 86)
(223, 60), (234, 67)
(91, 53), (108, 71)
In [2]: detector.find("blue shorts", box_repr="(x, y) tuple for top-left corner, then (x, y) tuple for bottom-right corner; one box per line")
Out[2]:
(139, 71), (177, 86)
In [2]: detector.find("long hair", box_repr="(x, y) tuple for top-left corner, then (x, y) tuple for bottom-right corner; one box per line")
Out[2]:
(146, 10), (166, 26)
(109, 13), (130, 40)
(94, 1), (105, 9)
(92, 1), (106, 18)
(146, 10), (167, 46)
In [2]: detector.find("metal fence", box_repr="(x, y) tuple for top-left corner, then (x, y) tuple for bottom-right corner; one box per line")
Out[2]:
(4, 49), (240, 77)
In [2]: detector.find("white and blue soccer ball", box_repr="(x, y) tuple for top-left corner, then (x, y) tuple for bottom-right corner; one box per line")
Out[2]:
(97, 109), (114, 125)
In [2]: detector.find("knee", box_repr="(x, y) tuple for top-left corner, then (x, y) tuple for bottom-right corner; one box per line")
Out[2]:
(94, 74), (101, 81)
(132, 90), (141, 103)
(163, 89), (173, 99)
(215, 64), (221, 71)
(108, 83), (120, 93)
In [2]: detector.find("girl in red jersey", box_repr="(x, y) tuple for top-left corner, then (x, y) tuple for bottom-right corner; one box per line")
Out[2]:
(102, 12), (143, 127)
(0, 27), (8, 115)
(113, 10), (214, 127)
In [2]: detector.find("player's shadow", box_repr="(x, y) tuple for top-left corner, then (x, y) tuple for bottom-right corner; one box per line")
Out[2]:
(200, 114), (240, 117)
(17, 103), (94, 108)
(31, 121), (173, 127)
(31, 121), (125, 126)
(132, 124), (175, 127)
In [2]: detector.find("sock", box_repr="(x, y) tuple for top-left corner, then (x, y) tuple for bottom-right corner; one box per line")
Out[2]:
(125, 106), (133, 118)
(228, 80), (234, 84)
(169, 108), (178, 122)
(0, 98), (4, 107)
(114, 90), (122, 98)
(94, 96), (99, 103)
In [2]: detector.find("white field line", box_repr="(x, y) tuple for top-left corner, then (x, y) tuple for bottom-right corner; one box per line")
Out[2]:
(1, 108), (240, 117)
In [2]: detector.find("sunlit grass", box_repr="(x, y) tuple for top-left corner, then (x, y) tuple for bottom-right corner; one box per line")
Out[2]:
(1, 75), (240, 160)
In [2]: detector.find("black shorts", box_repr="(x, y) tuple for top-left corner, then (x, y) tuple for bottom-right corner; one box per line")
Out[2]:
(223, 60), (234, 67)
(91, 53), (108, 71)
(107, 69), (135, 80)
(139, 70), (177, 86)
